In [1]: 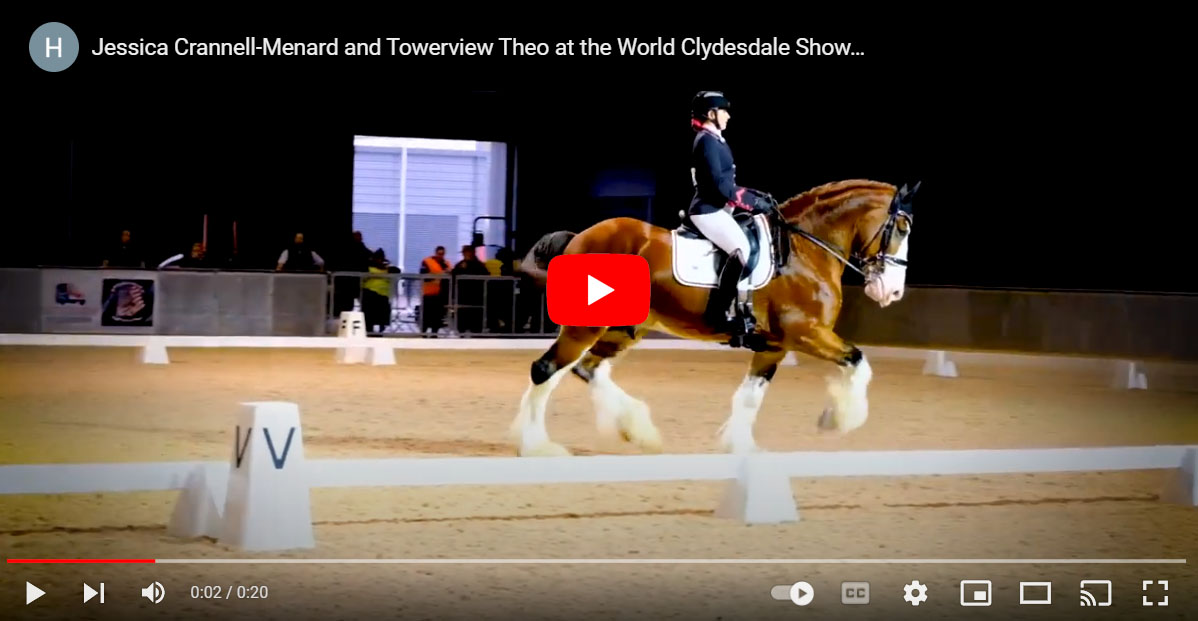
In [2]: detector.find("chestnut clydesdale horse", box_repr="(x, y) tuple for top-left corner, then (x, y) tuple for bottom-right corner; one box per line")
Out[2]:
(509, 179), (917, 456)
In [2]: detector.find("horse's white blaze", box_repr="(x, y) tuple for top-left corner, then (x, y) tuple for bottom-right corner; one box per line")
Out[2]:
(867, 234), (910, 307)
(719, 374), (769, 453)
(827, 354), (872, 432)
(591, 359), (660, 451)
(510, 358), (578, 456)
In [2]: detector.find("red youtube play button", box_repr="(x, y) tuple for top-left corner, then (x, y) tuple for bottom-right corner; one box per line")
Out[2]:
(547, 254), (650, 327)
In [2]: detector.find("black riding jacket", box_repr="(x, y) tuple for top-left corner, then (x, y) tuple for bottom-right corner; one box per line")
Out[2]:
(689, 125), (752, 215)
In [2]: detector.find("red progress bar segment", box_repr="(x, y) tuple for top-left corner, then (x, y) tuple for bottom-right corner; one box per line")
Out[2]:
(7, 559), (156, 564)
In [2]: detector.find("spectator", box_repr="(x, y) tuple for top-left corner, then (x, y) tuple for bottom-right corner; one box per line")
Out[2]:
(419, 245), (451, 335)
(453, 244), (490, 334)
(177, 242), (211, 269)
(347, 231), (372, 271)
(276, 232), (324, 272)
(486, 247), (516, 333)
(362, 248), (398, 334)
(102, 229), (145, 268)
(334, 230), (374, 315)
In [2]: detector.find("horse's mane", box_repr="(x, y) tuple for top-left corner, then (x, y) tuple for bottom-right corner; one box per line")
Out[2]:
(778, 179), (896, 221)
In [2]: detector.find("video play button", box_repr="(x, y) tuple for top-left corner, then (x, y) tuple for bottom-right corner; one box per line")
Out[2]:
(790, 581), (815, 606)
(26, 582), (45, 605)
(546, 254), (650, 327)
(587, 275), (614, 305)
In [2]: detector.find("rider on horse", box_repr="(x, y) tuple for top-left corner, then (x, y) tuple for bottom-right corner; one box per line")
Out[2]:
(687, 90), (776, 344)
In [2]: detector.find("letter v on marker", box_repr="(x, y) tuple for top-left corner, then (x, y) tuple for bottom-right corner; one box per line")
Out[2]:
(234, 425), (252, 468)
(263, 427), (297, 469)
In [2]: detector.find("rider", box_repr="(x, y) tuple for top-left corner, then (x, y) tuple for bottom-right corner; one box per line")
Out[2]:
(687, 90), (775, 343)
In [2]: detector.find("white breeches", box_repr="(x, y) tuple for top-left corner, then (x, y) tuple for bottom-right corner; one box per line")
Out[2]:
(691, 209), (751, 262)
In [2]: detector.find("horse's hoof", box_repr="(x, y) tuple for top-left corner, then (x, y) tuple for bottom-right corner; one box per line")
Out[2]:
(722, 442), (762, 455)
(817, 407), (837, 430)
(518, 441), (572, 457)
(636, 427), (664, 454)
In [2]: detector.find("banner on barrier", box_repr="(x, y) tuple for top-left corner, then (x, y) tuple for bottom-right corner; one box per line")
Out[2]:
(41, 270), (158, 333)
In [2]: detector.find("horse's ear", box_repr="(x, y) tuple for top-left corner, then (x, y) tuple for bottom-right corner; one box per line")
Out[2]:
(894, 181), (920, 212)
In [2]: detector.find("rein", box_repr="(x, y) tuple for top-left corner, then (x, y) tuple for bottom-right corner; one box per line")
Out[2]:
(763, 196), (910, 278)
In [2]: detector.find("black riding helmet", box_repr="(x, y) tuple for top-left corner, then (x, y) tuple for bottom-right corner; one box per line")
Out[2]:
(691, 90), (730, 120)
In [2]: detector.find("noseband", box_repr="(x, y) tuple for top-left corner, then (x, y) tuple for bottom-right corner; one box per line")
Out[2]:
(857, 208), (912, 279)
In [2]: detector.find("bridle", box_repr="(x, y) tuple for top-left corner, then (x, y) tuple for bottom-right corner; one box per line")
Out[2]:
(762, 189), (913, 279)
(856, 205), (912, 279)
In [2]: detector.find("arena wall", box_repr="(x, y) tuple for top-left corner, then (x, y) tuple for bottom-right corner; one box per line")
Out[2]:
(1, 268), (1195, 361)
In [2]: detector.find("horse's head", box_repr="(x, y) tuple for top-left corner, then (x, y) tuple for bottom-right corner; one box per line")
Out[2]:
(854, 181), (917, 307)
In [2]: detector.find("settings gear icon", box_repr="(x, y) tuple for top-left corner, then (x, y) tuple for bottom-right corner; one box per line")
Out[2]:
(903, 580), (929, 606)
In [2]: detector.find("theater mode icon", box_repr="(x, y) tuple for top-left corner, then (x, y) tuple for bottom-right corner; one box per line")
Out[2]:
(1019, 581), (1051, 605)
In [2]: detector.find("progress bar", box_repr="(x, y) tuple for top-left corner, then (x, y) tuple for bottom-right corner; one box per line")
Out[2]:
(7, 563), (1188, 568)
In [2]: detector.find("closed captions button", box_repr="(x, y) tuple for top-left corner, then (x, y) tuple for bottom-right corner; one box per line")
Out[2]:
(842, 581), (870, 604)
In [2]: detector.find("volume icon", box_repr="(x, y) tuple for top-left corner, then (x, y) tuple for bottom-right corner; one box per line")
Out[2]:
(141, 582), (165, 604)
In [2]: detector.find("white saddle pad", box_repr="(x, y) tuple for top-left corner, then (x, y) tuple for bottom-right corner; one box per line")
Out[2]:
(670, 214), (775, 290)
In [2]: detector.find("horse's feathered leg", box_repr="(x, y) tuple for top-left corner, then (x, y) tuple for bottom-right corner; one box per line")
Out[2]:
(718, 349), (788, 453)
(571, 326), (661, 453)
(509, 326), (605, 456)
(795, 327), (871, 433)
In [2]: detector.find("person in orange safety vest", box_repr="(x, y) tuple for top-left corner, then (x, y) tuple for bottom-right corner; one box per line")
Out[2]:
(419, 246), (451, 334)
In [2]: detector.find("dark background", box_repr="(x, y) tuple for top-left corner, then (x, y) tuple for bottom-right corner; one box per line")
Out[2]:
(10, 11), (1193, 292)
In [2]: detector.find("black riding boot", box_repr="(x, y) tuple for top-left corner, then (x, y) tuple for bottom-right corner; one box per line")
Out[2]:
(706, 252), (752, 336)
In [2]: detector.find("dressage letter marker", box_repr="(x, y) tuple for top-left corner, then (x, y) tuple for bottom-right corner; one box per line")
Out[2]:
(218, 401), (315, 551)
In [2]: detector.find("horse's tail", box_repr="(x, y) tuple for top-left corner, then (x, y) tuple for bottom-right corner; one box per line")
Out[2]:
(517, 230), (576, 285)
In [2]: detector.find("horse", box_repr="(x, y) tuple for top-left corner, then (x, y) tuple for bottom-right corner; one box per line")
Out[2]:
(508, 178), (917, 456)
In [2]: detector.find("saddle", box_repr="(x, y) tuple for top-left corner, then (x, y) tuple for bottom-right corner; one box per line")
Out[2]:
(671, 209), (781, 290)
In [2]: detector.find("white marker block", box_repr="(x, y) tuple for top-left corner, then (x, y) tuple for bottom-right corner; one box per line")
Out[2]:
(167, 465), (227, 539)
(922, 350), (958, 378)
(219, 401), (315, 551)
(1162, 447), (1197, 507)
(335, 310), (368, 364)
(140, 339), (170, 364)
(780, 351), (799, 367)
(1112, 360), (1148, 390)
(715, 454), (799, 524)
(369, 343), (396, 366)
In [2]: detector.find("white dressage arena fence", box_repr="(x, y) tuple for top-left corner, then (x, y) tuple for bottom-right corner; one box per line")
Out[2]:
(0, 401), (1194, 552)
(0, 332), (1165, 390)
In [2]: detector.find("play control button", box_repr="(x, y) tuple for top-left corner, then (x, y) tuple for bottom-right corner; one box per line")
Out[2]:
(26, 582), (45, 605)
(790, 581), (815, 606)
(587, 275), (614, 305)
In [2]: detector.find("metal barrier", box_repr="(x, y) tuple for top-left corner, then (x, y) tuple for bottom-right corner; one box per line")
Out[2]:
(327, 271), (557, 337)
